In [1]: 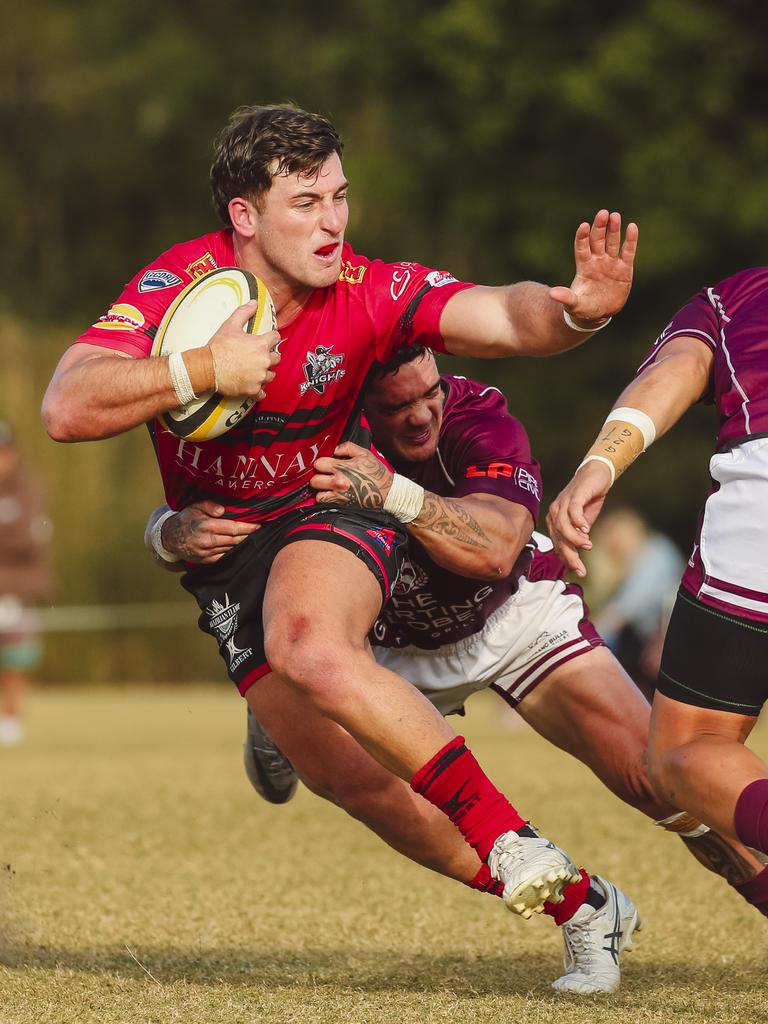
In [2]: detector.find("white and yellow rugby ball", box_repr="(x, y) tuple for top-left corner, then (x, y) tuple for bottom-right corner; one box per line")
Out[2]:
(152, 267), (276, 441)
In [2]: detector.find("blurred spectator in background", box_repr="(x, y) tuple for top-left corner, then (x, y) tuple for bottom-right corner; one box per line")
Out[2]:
(587, 507), (684, 702)
(0, 421), (53, 746)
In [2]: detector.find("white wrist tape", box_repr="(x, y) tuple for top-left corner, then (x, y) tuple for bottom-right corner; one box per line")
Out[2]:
(577, 406), (657, 485)
(577, 454), (617, 485)
(383, 473), (425, 524)
(655, 811), (710, 839)
(606, 406), (657, 449)
(168, 351), (197, 407)
(147, 508), (181, 563)
(563, 309), (612, 333)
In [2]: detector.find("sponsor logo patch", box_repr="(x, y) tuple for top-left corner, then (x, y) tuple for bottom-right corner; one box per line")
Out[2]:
(205, 593), (252, 670)
(390, 263), (415, 301)
(339, 260), (366, 285)
(186, 252), (218, 279)
(300, 345), (346, 396)
(92, 303), (145, 332)
(426, 270), (458, 288)
(139, 269), (183, 292)
(466, 463), (540, 499)
(366, 527), (397, 555)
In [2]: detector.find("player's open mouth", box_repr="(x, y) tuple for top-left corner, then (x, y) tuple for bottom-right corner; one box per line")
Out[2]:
(314, 243), (339, 260)
(409, 427), (433, 446)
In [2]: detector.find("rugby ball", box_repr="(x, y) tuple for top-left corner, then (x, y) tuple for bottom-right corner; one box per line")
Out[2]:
(151, 267), (276, 441)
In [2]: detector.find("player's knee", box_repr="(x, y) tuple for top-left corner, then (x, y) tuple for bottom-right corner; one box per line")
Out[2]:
(265, 617), (353, 705)
(647, 744), (681, 805)
(616, 749), (667, 817)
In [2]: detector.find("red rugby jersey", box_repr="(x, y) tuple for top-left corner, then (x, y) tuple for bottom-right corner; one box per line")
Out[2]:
(75, 231), (472, 520)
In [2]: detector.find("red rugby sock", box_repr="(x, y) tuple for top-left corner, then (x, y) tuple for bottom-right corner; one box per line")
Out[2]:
(410, 736), (527, 862)
(543, 868), (591, 925)
(466, 863), (505, 897)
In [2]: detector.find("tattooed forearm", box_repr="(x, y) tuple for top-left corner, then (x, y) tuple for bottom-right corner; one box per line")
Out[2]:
(164, 511), (213, 561)
(681, 832), (767, 885)
(412, 493), (491, 550)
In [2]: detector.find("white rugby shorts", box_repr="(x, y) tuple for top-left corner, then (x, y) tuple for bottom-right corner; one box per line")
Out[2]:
(696, 436), (768, 619)
(374, 576), (604, 716)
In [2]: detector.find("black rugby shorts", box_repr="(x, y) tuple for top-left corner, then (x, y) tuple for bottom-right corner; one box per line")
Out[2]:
(658, 588), (768, 716)
(181, 505), (407, 695)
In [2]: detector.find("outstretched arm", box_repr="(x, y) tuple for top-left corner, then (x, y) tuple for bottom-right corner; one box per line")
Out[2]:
(439, 210), (638, 357)
(310, 442), (533, 580)
(546, 335), (713, 577)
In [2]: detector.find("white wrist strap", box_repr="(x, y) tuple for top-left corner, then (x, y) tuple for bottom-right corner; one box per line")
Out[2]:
(383, 473), (425, 524)
(577, 454), (616, 485)
(608, 406), (657, 448)
(148, 508), (181, 563)
(563, 309), (612, 333)
(577, 406), (657, 485)
(168, 351), (197, 407)
(655, 811), (710, 839)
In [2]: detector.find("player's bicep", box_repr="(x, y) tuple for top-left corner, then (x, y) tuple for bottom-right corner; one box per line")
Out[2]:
(438, 287), (512, 356)
(619, 334), (714, 435)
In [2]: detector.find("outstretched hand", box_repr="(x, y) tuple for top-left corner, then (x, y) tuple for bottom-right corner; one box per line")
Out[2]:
(549, 210), (638, 326)
(546, 461), (613, 577)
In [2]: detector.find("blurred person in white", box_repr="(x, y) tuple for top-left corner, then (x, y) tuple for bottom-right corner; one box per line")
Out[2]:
(0, 421), (53, 746)
(588, 507), (684, 702)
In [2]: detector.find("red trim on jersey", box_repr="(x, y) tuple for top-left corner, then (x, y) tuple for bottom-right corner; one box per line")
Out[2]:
(285, 522), (390, 595)
(238, 661), (272, 695)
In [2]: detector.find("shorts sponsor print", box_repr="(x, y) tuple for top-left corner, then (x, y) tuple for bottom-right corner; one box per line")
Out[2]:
(181, 506), (407, 695)
(374, 575), (603, 717)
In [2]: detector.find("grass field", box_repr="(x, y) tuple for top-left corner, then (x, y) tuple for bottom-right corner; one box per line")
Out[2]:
(1, 685), (767, 1024)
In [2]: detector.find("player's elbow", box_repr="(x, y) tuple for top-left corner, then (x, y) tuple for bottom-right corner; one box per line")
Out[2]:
(41, 389), (79, 442)
(465, 548), (520, 581)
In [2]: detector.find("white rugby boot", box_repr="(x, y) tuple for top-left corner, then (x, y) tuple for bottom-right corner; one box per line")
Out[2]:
(487, 826), (581, 918)
(243, 708), (299, 805)
(552, 875), (641, 994)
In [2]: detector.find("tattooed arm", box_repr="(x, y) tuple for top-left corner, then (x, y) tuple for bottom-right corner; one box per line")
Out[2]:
(311, 443), (532, 580)
(144, 500), (259, 567)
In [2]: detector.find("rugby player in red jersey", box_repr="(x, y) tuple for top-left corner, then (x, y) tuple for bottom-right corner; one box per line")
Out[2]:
(548, 268), (768, 907)
(154, 346), (768, 992)
(43, 103), (638, 919)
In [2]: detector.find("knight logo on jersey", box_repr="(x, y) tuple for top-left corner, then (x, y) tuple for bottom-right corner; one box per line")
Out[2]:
(300, 345), (346, 396)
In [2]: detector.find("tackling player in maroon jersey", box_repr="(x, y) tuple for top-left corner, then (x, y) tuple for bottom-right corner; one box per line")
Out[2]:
(43, 103), (638, 921)
(548, 267), (768, 906)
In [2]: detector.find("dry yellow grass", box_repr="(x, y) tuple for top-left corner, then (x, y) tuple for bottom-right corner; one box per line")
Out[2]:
(1, 685), (767, 1023)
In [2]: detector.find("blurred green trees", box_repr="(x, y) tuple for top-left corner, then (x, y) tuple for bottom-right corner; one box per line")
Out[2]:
(2, 1), (767, 679)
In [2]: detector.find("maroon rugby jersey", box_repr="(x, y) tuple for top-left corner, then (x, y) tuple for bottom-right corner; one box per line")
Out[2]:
(372, 376), (546, 649)
(638, 268), (768, 621)
(638, 267), (768, 450)
(75, 231), (472, 521)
